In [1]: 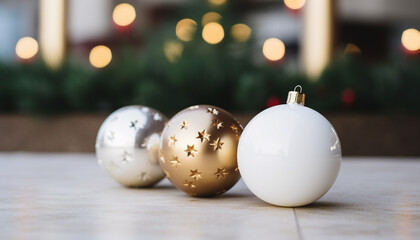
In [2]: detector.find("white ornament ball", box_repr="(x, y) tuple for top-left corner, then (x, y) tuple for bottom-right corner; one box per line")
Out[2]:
(238, 89), (341, 207)
(96, 105), (168, 187)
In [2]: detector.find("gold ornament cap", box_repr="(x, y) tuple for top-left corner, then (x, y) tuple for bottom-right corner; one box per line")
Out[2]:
(287, 85), (305, 106)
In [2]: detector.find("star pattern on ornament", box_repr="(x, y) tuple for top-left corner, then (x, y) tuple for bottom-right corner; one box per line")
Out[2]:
(210, 138), (224, 151)
(130, 120), (143, 130)
(121, 151), (133, 164)
(154, 113), (162, 121)
(230, 124), (239, 133)
(196, 129), (211, 143)
(106, 131), (115, 141)
(163, 169), (170, 178)
(189, 169), (203, 181)
(159, 150), (165, 163)
(215, 168), (228, 179)
(236, 121), (243, 129)
(138, 172), (150, 181)
(170, 155), (181, 167)
(180, 120), (190, 130)
(183, 180), (196, 188)
(185, 144), (198, 157)
(207, 107), (219, 115)
(212, 119), (223, 129)
(168, 135), (178, 146)
(231, 124), (240, 138)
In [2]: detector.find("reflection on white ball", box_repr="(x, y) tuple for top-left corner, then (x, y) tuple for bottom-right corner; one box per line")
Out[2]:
(238, 104), (341, 207)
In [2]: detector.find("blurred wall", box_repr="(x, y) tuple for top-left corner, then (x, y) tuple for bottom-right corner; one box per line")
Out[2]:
(338, 0), (420, 22)
(0, 0), (38, 60)
(68, 0), (111, 44)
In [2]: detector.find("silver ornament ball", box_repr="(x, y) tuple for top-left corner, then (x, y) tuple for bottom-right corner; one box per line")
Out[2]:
(95, 105), (168, 187)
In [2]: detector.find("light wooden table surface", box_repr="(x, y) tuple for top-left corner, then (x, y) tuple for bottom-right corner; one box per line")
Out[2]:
(0, 153), (419, 240)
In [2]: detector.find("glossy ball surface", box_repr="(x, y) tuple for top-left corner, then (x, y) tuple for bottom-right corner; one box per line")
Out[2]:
(238, 103), (341, 207)
(96, 106), (167, 187)
(159, 105), (242, 197)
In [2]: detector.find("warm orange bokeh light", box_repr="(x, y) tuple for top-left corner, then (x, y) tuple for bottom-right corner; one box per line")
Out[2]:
(401, 28), (420, 52)
(176, 19), (197, 42)
(208, 0), (226, 6)
(113, 3), (136, 27)
(202, 22), (224, 45)
(344, 43), (362, 55)
(284, 0), (306, 10)
(89, 45), (112, 68)
(15, 37), (39, 60)
(231, 23), (251, 42)
(164, 40), (184, 63)
(202, 12), (222, 26)
(263, 38), (285, 61)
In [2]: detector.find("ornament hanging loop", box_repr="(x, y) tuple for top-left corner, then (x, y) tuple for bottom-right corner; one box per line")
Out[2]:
(294, 85), (302, 93)
(287, 85), (305, 106)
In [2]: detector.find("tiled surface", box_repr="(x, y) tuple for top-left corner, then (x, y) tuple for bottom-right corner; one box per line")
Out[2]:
(295, 158), (420, 240)
(0, 153), (419, 240)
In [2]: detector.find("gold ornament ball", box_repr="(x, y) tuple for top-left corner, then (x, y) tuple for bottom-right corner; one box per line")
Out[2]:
(159, 105), (243, 197)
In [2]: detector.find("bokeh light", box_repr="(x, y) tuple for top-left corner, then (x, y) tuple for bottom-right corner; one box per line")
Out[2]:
(176, 19), (197, 42)
(208, 0), (226, 6)
(202, 22), (224, 45)
(202, 12), (222, 26)
(263, 38), (285, 61)
(401, 28), (420, 52)
(113, 3), (136, 27)
(231, 24), (251, 42)
(89, 45), (112, 68)
(344, 43), (362, 55)
(164, 40), (184, 63)
(284, 0), (306, 10)
(341, 88), (356, 107)
(15, 37), (39, 60)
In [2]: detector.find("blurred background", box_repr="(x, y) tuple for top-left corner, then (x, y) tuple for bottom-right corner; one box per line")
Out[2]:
(0, 0), (419, 155)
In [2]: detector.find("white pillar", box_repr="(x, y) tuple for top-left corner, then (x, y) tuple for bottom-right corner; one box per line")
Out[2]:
(301, 0), (334, 80)
(39, 0), (67, 69)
